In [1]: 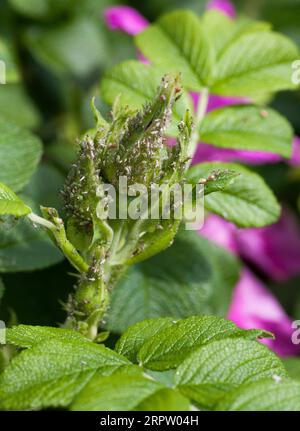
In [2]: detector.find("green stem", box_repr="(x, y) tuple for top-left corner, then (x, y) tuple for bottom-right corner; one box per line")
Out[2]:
(28, 210), (89, 274)
(188, 87), (209, 162)
(85, 277), (110, 340)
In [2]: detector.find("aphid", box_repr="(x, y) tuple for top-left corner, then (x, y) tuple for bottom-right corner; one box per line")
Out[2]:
(272, 375), (282, 383)
(260, 110), (269, 118)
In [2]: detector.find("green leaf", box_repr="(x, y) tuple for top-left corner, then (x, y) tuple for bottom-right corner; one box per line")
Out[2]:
(0, 217), (63, 272)
(135, 10), (299, 96)
(135, 10), (212, 91)
(0, 338), (129, 410)
(201, 11), (272, 60)
(0, 165), (64, 272)
(136, 387), (190, 411)
(0, 278), (4, 301)
(146, 369), (175, 388)
(107, 231), (240, 332)
(0, 84), (40, 129)
(175, 338), (287, 409)
(100, 60), (192, 136)
(187, 162), (280, 227)
(0, 183), (31, 217)
(8, 0), (78, 20)
(23, 163), (65, 211)
(71, 370), (163, 411)
(198, 169), (240, 195)
(0, 37), (20, 83)
(26, 17), (107, 78)
(0, 117), (42, 192)
(217, 379), (300, 411)
(115, 318), (176, 363)
(6, 325), (88, 348)
(200, 105), (293, 158)
(210, 30), (299, 97)
(283, 358), (300, 381)
(137, 316), (273, 371)
(100, 61), (161, 106)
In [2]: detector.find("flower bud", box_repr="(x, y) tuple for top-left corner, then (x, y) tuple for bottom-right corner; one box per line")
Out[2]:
(102, 75), (182, 188)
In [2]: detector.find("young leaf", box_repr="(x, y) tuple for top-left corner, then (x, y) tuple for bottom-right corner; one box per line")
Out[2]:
(137, 316), (273, 371)
(0, 183), (31, 217)
(187, 162), (280, 227)
(200, 105), (293, 158)
(0, 117), (42, 192)
(115, 318), (176, 363)
(0, 338), (129, 410)
(216, 379), (300, 411)
(6, 325), (89, 349)
(71, 371), (163, 411)
(100, 60), (192, 136)
(135, 10), (212, 91)
(107, 232), (240, 332)
(175, 338), (287, 409)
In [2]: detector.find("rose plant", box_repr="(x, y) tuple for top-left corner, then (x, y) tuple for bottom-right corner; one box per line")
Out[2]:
(0, 0), (300, 411)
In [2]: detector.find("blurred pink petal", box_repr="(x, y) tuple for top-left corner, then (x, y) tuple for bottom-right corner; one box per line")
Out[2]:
(206, 0), (236, 19)
(192, 142), (282, 165)
(289, 136), (300, 166)
(191, 92), (249, 112)
(206, 94), (249, 112)
(104, 6), (148, 35)
(228, 268), (300, 356)
(237, 209), (300, 282)
(199, 214), (238, 253)
(137, 51), (151, 64)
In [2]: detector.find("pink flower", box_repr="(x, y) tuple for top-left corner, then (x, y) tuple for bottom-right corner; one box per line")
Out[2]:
(200, 213), (238, 253)
(104, 6), (148, 35)
(228, 268), (300, 357)
(237, 208), (300, 282)
(191, 92), (249, 113)
(290, 136), (300, 166)
(192, 92), (292, 166)
(206, 0), (236, 19)
(190, 93), (281, 166)
(193, 142), (282, 165)
(201, 210), (300, 282)
(201, 216), (300, 356)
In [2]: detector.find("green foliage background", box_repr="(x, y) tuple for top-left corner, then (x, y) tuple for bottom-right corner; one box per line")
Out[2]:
(0, 0), (300, 411)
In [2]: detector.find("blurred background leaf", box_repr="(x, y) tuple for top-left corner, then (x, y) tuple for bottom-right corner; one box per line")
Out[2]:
(107, 231), (240, 333)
